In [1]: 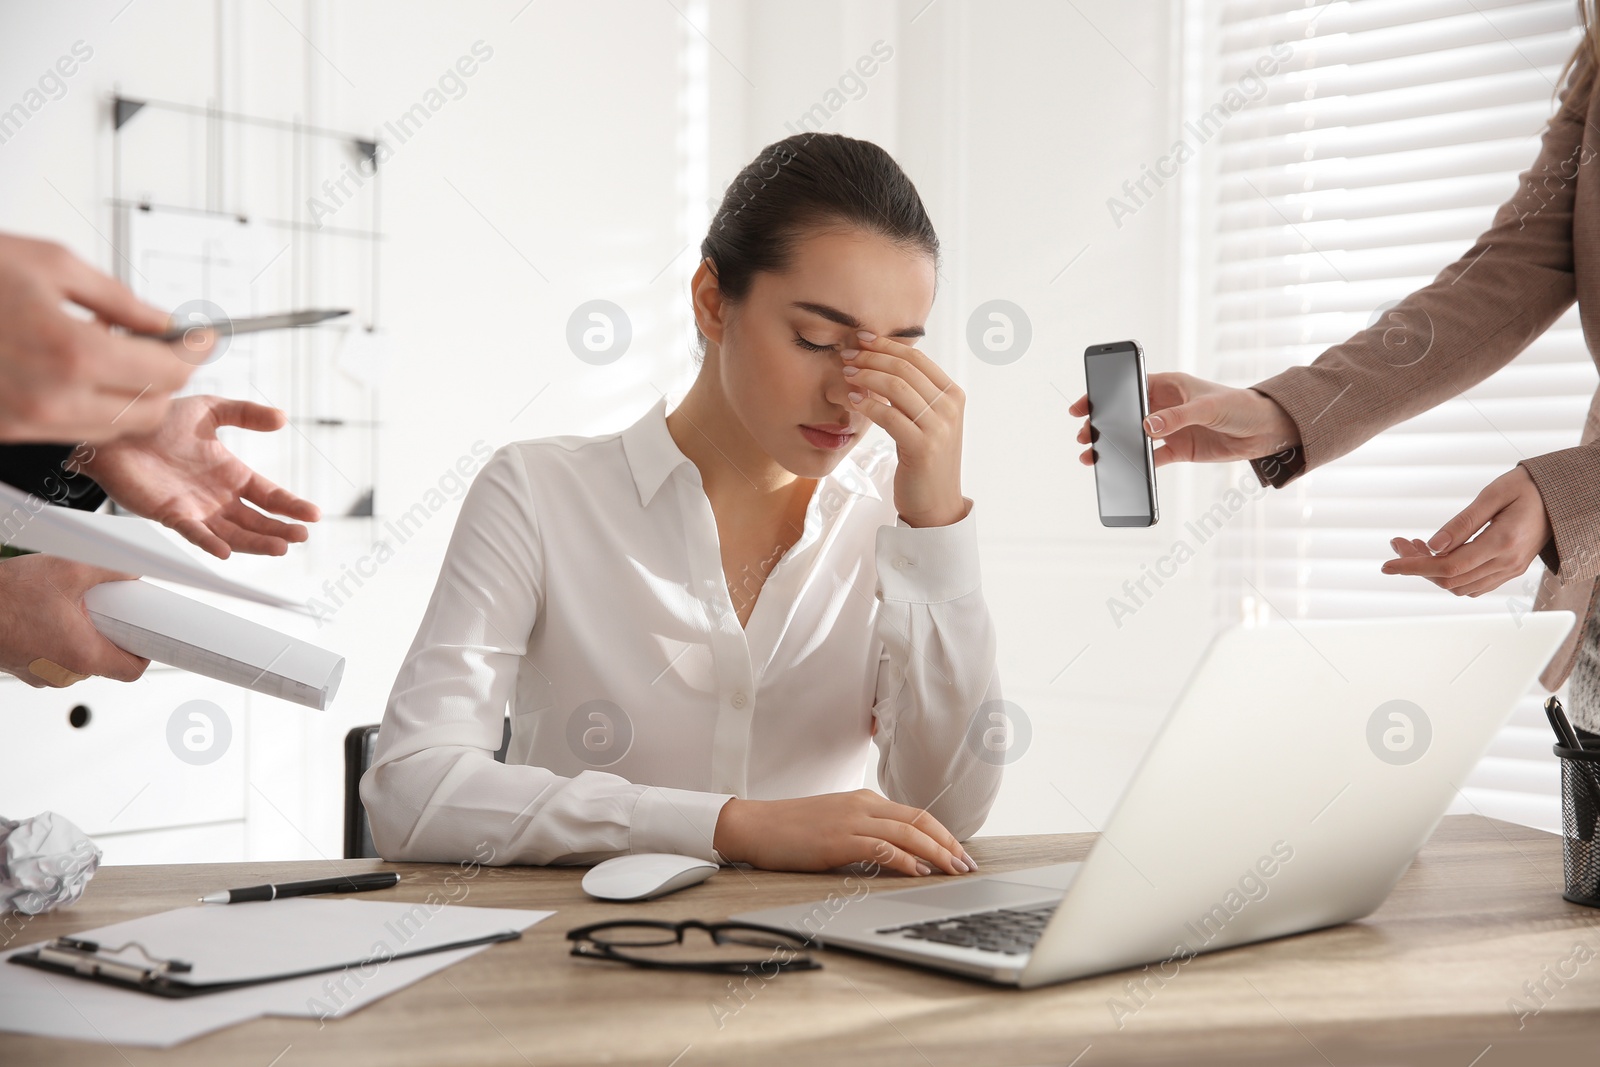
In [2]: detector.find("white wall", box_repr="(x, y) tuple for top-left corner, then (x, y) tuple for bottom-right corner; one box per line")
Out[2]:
(0, 0), (1222, 860)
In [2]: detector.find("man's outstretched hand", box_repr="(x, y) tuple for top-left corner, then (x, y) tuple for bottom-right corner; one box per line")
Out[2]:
(78, 395), (321, 558)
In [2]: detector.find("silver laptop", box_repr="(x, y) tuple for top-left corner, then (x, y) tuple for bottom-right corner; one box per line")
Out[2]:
(732, 611), (1576, 988)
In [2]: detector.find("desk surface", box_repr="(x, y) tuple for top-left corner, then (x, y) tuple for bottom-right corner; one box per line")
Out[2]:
(6, 815), (1600, 1067)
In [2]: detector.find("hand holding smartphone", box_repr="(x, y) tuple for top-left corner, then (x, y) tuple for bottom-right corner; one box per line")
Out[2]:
(1083, 340), (1159, 527)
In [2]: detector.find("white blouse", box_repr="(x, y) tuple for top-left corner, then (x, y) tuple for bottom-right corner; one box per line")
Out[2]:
(360, 396), (1004, 866)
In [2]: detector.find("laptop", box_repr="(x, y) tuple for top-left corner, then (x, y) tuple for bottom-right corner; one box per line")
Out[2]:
(731, 611), (1577, 988)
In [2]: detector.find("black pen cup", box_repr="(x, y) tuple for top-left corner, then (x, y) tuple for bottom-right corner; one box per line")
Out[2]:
(1555, 741), (1600, 908)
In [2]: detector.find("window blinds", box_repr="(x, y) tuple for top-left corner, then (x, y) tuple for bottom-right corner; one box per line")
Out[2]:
(1204, 0), (1590, 831)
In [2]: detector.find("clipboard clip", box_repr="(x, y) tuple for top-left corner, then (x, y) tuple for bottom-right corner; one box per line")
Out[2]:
(35, 936), (193, 985)
(11, 925), (522, 998)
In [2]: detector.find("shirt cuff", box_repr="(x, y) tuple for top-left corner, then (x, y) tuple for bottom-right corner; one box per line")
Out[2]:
(630, 785), (736, 864)
(0, 442), (107, 513)
(1248, 446), (1305, 489)
(1245, 377), (1318, 488)
(875, 496), (981, 604)
(1520, 445), (1600, 583)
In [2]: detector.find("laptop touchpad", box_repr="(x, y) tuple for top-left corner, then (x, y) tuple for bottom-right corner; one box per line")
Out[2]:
(879, 878), (1060, 913)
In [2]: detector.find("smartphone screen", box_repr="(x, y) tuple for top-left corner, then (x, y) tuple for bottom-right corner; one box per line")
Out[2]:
(1084, 340), (1159, 527)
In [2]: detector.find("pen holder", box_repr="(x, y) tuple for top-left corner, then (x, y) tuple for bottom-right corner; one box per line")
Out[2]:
(1555, 740), (1600, 908)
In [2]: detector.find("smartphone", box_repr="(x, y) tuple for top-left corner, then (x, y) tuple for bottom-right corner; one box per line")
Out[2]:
(1084, 339), (1159, 527)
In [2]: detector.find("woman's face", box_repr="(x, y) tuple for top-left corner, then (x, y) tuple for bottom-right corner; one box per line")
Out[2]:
(703, 226), (937, 480)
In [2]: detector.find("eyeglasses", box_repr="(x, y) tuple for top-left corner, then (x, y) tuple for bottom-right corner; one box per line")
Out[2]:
(566, 919), (821, 975)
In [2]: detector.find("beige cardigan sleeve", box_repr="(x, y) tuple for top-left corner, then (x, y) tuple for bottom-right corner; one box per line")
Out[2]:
(1246, 51), (1600, 583)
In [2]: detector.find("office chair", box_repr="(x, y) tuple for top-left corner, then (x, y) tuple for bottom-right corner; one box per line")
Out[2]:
(343, 716), (511, 859)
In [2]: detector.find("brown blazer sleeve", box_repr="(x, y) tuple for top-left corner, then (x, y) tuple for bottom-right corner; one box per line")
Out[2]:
(1245, 52), (1600, 580)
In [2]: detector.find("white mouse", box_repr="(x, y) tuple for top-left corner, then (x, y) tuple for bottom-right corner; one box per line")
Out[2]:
(581, 853), (718, 901)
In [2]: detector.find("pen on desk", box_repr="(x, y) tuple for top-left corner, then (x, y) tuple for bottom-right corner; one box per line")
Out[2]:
(199, 871), (400, 905)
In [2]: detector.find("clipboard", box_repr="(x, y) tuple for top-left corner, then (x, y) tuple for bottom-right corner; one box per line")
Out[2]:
(9, 929), (522, 998)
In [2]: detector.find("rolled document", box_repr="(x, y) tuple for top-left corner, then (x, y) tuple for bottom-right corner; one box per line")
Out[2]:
(84, 580), (344, 710)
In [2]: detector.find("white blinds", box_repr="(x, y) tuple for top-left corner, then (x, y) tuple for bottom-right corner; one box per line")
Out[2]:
(1204, 0), (1591, 831)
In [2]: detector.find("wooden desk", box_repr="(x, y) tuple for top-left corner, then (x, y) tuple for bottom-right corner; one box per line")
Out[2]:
(6, 815), (1600, 1066)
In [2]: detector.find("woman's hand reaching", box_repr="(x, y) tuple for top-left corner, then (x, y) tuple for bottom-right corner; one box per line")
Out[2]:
(1383, 466), (1554, 596)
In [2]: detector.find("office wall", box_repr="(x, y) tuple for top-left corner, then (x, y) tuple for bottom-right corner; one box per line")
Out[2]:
(0, 0), (1213, 859)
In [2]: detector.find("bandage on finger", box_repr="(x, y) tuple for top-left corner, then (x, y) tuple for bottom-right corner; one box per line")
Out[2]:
(28, 658), (89, 686)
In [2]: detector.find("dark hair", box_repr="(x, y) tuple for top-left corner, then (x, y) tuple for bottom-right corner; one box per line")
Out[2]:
(1559, 2), (1599, 111)
(695, 132), (938, 355)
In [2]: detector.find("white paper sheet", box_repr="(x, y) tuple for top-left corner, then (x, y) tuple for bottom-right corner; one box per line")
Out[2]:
(85, 580), (344, 709)
(0, 479), (308, 613)
(0, 898), (553, 1048)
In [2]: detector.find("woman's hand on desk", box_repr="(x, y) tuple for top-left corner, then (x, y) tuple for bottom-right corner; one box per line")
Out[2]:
(712, 789), (977, 877)
(1382, 466), (1553, 597)
(1070, 372), (1300, 468)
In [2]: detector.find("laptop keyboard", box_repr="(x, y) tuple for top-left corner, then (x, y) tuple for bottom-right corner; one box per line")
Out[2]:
(875, 902), (1059, 956)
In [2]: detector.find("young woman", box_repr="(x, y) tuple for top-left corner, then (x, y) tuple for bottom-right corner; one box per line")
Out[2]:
(361, 133), (1001, 878)
(1070, 17), (1600, 736)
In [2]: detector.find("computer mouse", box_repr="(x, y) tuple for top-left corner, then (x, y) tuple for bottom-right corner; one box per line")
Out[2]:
(581, 853), (719, 902)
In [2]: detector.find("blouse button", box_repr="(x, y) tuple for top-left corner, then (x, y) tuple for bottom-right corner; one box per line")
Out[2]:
(731, 691), (748, 709)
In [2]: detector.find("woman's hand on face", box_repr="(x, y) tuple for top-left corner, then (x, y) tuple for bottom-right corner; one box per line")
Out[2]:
(1068, 372), (1301, 469)
(842, 332), (967, 528)
(1382, 466), (1554, 597)
(712, 789), (978, 877)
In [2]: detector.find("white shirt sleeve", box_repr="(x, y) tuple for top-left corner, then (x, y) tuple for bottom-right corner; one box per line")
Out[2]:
(870, 496), (1005, 841)
(358, 445), (736, 867)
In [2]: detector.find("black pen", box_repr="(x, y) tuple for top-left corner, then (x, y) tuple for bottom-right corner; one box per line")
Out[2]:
(1545, 696), (1600, 842)
(1545, 695), (1585, 750)
(199, 871), (400, 905)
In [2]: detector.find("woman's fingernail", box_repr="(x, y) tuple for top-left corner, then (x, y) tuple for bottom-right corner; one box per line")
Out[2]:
(915, 860), (932, 876)
(962, 851), (978, 870)
(841, 348), (859, 360)
(849, 391), (864, 404)
(951, 856), (969, 873)
(1145, 414), (1165, 435)
(1428, 534), (1450, 552)
(857, 330), (877, 341)
(842, 365), (859, 376)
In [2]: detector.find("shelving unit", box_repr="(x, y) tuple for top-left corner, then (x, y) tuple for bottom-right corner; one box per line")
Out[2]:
(109, 92), (385, 526)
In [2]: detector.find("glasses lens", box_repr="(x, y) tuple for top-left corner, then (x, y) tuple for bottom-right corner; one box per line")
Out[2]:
(713, 926), (810, 952)
(609, 926), (810, 968)
(586, 923), (682, 948)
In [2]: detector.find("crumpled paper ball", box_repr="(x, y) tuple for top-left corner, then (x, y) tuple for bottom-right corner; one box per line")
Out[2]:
(0, 811), (101, 915)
